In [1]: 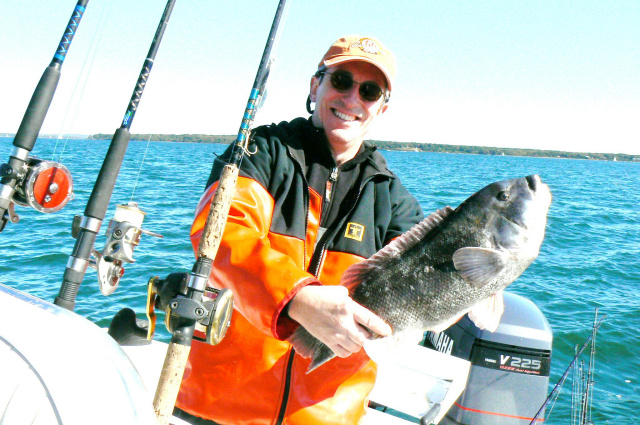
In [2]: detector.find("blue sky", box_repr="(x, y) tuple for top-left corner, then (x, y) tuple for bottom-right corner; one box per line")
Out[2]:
(1, 0), (639, 154)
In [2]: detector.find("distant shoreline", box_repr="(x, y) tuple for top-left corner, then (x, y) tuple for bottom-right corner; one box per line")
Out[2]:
(90, 133), (640, 162)
(3, 133), (638, 162)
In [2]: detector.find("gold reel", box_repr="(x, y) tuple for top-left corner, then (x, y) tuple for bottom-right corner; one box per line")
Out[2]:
(146, 276), (233, 346)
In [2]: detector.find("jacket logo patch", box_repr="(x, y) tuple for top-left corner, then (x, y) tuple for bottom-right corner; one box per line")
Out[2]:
(344, 223), (365, 241)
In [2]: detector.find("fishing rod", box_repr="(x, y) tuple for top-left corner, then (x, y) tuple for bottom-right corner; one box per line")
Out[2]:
(579, 308), (599, 425)
(570, 346), (581, 425)
(148, 1), (290, 422)
(0, 0), (89, 232)
(529, 312), (605, 425)
(54, 0), (176, 311)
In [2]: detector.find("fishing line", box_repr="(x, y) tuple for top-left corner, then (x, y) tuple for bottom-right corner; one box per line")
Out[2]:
(52, 0), (115, 163)
(129, 134), (152, 203)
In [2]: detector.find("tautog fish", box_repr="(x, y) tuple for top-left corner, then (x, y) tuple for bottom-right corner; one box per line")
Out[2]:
(290, 175), (552, 372)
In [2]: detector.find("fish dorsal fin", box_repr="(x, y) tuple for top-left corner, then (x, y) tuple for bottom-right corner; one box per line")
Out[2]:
(452, 247), (508, 289)
(341, 207), (454, 289)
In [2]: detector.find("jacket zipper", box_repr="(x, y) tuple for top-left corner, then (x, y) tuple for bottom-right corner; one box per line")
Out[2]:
(309, 171), (380, 278)
(275, 349), (295, 425)
(320, 166), (339, 226)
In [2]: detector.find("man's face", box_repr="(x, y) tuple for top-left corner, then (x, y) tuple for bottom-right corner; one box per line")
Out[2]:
(310, 61), (389, 154)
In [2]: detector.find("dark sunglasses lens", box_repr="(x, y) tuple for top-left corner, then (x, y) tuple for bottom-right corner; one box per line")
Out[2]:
(330, 72), (354, 91)
(329, 71), (384, 102)
(359, 83), (383, 102)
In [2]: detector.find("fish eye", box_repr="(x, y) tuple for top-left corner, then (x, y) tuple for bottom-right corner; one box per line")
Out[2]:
(497, 191), (509, 202)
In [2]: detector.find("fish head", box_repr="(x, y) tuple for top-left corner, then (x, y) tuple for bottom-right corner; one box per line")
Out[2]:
(465, 174), (552, 256)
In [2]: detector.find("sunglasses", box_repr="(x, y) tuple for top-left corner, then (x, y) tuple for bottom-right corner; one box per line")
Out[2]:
(319, 69), (389, 103)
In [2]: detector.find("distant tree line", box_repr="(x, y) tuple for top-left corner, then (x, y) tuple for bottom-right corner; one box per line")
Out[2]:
(371, 140), (638, 162)
(87, 134), (639, 162)
(88, 133), (237, 144)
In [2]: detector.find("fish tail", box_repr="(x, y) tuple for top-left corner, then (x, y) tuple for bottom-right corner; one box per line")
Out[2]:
(308, 345), (336, 372)
(288, 327), (336, 373)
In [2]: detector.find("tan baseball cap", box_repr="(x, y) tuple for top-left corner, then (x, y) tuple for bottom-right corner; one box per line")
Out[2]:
(318, 35), (396, 91)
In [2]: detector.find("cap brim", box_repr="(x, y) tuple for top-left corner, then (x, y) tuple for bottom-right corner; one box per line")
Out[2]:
(323, 56), (393, 92)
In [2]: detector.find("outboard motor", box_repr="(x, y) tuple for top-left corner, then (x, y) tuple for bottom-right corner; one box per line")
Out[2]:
(423, 292), (552, 425)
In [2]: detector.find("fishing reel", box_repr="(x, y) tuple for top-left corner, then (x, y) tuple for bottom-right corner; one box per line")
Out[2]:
(0, 156), (74, 224)
(146, 272), (233, 345)
(83, 202), (162, 296)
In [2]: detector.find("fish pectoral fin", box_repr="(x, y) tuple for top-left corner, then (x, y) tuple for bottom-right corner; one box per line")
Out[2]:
(452, 247), (508, 289)
(468, 290), (505, 332)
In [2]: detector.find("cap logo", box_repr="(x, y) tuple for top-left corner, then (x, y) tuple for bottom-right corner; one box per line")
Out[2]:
(351, 38), (382, 55)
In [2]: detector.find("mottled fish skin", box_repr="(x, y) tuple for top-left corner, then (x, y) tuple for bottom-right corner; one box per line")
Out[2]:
(289, 175), (552, 372)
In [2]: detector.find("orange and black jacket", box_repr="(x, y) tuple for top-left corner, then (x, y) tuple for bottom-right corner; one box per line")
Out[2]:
(177, 117), (423, 425)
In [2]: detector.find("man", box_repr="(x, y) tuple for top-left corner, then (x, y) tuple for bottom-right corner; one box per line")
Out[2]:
(175, 35), (424, 425)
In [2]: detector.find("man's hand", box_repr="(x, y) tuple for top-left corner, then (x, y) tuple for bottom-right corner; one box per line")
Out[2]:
(287, 285), (392, 358)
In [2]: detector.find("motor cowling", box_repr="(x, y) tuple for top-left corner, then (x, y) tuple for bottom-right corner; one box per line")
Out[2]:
(424, 292), (553, 425)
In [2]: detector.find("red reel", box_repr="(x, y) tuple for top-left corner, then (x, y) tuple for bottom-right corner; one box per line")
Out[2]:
(13, 158), (74, 213)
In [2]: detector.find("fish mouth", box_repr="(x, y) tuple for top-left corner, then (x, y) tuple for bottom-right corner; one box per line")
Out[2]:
(526, 174), (552, 201)
(504, 215), (527, 230)
(525, 174), (553, 208)
(526, 175), (540, 192)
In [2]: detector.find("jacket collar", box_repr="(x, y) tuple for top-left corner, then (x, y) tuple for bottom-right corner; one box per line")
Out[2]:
(286, 117), (395, 179)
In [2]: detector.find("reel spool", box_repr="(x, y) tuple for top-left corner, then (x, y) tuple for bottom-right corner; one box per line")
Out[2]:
(13, 158), (73, 213)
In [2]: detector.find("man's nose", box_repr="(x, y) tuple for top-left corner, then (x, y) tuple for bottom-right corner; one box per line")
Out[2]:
(341, 84), (360, 106)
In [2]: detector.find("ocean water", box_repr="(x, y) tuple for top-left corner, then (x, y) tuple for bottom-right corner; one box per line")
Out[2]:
(0, 137), (638, 424)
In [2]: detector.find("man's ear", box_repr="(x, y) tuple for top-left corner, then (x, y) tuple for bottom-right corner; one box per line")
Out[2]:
(377, 102), (389, 115)
(309, 76), (319, 102)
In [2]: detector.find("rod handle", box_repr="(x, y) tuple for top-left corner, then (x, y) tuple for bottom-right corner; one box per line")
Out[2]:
(198, 163), (239, 260)
(153, 341), (191, 425)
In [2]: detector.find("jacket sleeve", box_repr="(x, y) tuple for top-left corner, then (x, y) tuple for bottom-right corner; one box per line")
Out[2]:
(191, 133), (317, 341)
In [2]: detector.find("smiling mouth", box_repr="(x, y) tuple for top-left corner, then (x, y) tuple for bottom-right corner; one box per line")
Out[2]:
(332, 109), (358, 122)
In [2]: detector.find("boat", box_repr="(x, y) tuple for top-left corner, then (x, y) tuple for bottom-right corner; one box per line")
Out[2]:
(0, 2), (598, 424)
(0, 277), (554, 425)
(0, 283), (158, 425)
